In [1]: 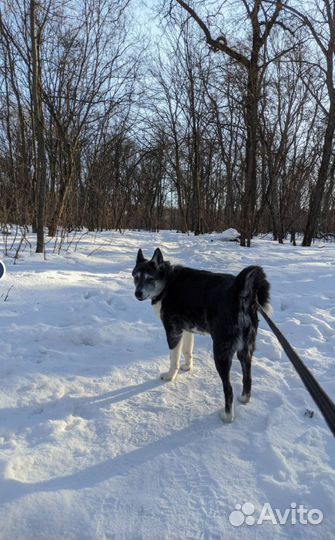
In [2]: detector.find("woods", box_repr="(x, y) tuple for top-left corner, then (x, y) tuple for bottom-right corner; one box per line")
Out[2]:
(0, 0), (334, 248)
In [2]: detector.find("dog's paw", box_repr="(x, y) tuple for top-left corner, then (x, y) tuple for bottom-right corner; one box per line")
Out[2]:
(160, 370), (178, 382)
(180, 363), (192, 372)
(238, 393), (250, 404)
(219, 407), (234, 423)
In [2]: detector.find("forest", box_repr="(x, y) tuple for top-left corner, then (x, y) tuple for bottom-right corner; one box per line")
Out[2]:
(0, 0), (334, 249)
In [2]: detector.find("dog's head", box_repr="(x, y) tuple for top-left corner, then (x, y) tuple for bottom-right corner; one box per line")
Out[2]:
(132, 248), (167, 301)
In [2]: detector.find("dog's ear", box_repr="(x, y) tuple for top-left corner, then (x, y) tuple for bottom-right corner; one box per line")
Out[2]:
(151, 248), (163, 267)
(136, 248), (145, 264)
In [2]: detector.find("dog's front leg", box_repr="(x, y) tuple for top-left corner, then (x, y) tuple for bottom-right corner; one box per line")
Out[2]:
(161, 332), (183, 382)
(180, 331), (194, 371)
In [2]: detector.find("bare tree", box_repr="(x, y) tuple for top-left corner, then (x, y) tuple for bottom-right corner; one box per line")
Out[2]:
(279, 0), (335, 246)
(30, 0), (48, 252)
(173, 0), (288, 245)
(257, 41), (320, 242)
(0, 0), (333, 240)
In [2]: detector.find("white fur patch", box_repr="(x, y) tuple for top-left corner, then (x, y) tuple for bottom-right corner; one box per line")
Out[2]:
(238, 393), (250, 404)
(263, 303), (273, 316)
(161, 336), (183, 382)
(219, 403), (234, 423)
(181, 331), (194, 370)
(152, 300), (162, 320)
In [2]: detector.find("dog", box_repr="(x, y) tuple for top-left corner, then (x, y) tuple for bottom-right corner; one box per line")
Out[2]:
(132, 248), (270, 423)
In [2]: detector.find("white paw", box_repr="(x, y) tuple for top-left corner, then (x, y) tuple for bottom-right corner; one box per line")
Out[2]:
(219, 406), (234, 423)
(160, 370), (178, 382)
(238, 393), (250, 404)
(180, 363), (192, 372)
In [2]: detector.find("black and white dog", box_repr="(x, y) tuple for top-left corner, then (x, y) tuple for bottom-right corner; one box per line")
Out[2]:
(132, 248), (270, 423)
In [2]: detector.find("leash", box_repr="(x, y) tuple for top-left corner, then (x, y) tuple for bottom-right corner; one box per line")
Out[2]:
(257, 302), (335, 437)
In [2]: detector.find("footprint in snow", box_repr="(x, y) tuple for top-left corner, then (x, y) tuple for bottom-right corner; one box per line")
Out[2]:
(83, 290), (100, 300)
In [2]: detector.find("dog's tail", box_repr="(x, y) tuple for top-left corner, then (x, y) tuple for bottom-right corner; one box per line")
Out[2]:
(234, 265), (271, 316)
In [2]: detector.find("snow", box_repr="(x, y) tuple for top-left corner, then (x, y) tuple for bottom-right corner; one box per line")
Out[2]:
(206, 228), (241, 241)
(0, 230), (334, 540)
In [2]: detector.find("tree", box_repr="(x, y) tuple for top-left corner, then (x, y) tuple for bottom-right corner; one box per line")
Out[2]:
(262, 0), (334, 244)
(30, 0), (48, 253)
(174, 0), (286, 245)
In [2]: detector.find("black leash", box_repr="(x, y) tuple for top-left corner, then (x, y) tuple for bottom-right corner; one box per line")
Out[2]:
(257, 302), (335, 438)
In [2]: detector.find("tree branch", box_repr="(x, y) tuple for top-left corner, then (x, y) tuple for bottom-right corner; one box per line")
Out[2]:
(263, 0), (328, 56)
(174, 0), (250, 68)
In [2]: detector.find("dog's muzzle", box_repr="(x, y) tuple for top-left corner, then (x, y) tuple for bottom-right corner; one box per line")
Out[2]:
(135, 290), (144, 301)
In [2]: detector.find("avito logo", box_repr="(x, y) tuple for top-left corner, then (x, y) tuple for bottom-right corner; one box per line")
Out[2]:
(229, 502), (323, 527)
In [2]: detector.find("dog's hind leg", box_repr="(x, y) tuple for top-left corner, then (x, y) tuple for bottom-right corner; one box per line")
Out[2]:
(180, 331), (194, 371)
(237, 328), (256, 404)
(160, 332), (183, 382)
(213, 341), (235, 423)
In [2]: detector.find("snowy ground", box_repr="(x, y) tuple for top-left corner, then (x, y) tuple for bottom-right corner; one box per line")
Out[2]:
(0, 230), (334, 540)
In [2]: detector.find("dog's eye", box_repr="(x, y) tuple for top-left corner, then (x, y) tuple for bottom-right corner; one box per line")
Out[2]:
(145, 277), (154, 283)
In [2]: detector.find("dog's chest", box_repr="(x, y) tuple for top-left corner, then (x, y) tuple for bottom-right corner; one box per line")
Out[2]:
(152, 299), (162, 320)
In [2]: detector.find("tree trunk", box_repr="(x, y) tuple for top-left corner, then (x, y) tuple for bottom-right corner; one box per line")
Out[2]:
(30, 0), (47, 253)
(240, 60), (259, 247)
(302, 101), (335, 246)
